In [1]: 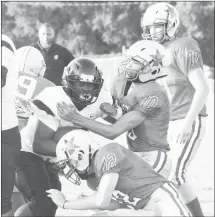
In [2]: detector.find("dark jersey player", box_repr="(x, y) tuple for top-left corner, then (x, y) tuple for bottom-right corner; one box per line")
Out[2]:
(56, 40), (172, 179)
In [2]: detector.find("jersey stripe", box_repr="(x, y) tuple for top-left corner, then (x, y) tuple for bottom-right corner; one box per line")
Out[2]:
(19, 46), (31, 72)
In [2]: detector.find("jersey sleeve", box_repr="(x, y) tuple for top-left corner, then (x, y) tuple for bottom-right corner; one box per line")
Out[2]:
(174, 37), (203, 76)
(34, 87), (55, 113)
(110, 76), (125, 100)
(32, 77), (55, 98)
(134, 93), (165, 117)
(32, 88), (60, 131)
(96, 144), (126, 177)
(16, 76), (56, 118)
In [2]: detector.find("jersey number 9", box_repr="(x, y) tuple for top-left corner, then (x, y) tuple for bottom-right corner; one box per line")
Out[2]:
(17, 75), (37, 100)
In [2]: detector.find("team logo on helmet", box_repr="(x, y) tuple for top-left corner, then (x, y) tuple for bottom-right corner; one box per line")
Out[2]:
(119, 40), (168, 83)
(55, 129), (99, 185)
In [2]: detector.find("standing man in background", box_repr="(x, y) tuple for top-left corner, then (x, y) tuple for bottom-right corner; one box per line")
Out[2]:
(1, 34), (21, 217)
(31, 23), (75, 85)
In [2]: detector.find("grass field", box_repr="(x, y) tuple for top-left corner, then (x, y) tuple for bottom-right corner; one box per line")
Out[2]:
(56, 80), (214, 216)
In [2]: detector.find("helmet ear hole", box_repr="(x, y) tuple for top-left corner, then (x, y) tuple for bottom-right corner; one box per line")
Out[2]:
(151, 70), (157, 75)
(78, 154), (83, 161)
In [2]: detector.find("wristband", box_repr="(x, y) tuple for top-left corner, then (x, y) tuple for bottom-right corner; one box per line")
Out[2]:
(63, 200), (68, 209)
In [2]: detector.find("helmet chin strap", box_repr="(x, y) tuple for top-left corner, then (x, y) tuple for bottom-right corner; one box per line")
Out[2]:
(138, 69), (167, 83)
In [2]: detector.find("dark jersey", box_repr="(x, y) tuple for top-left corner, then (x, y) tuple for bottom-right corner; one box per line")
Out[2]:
(90, 143), (167, 209)
(111, 77), (170, 152)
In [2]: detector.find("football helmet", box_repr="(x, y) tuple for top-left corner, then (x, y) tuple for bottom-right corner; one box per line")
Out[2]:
(141, 3), (180, 43)
(14, 46), (46, 77)
(119, 40), (169, 83)
(55, 129), (98, 185)
(62, 57), (104, 106)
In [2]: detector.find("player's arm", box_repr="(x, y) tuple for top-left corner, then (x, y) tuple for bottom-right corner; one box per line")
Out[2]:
(77, 110), (145, 140)
(62, 173), (120, 210)
(57, 94), (161, 140)
(32, 119), (57, 157)
(184, 68), (210, 126)
(176, 39), (210, 126)
(59, 105), (145, 140)
(30, 91), (60, 156)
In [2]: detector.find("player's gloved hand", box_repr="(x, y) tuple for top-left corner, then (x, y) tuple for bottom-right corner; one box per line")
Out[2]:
(15, 97), (33, 118)
(46, 189), (67, 208)
(99, 102), (117, 117)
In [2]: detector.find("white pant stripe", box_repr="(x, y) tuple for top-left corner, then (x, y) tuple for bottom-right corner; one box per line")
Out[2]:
(176, 116), (200, 185)
(162, 183), (192, 216)
(154, 152), (166, 173)
(167, 182), (192, 215)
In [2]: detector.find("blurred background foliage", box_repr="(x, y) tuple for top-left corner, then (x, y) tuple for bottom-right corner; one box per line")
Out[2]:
(2, 1), (214, 66)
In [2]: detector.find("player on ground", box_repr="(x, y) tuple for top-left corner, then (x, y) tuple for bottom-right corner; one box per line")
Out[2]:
(1, 34), (21, 217)
(47, 129), (191, 216)
(56, 40), (172, 179)
(14, 46), (55, 130)
(141, 3), (210, 216)
(15, 57), (113, 217)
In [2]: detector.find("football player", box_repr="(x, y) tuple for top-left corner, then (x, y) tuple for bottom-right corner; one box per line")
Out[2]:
(1, 34), (21, 217)
(14, 46), (55, 130)
(141, 3), (210, 216)
(15, 57), (112, 217)
(47, 129), (191, 216)
(56, 40), (172, 179)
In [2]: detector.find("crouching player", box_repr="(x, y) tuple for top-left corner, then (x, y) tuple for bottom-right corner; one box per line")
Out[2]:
(47, 129), (192, 216)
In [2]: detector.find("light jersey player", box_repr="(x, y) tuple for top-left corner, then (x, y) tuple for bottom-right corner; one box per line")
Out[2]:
(141, 2), (210, 217)
(56, 40), (172, 179)
(47, 129), (191, 217)
(15, 57), (113, 217)
(2, 35), (22, 217)
(14, 46), (55, 130)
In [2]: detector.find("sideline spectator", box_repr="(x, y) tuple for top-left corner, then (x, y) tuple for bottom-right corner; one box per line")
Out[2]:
(31, 23), (74, 85)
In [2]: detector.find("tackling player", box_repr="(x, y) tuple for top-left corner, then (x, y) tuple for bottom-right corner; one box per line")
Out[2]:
(15, 57), (113, 217)
(141, 3), (209, 216)
(1, 34), (21, 217)
(56, 40), (172, 179)
(47, 129), (191, 216)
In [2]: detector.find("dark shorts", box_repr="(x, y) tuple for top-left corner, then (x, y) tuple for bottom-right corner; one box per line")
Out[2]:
(2, 126), (21, 215)
(16, 151), (61, 217)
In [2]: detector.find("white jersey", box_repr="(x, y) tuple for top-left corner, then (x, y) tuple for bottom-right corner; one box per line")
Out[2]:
(2, 35), (18, 130)
(21, 86), (113, 154)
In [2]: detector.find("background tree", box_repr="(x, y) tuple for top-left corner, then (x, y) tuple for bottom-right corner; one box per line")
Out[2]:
(2, 1), (214, 66)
